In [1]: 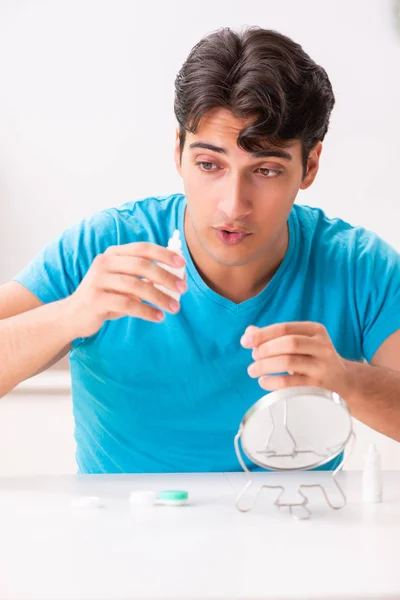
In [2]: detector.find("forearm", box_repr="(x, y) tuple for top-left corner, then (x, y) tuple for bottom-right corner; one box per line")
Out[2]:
(0, 298), (76, 398)
(343, 360), (400, 442)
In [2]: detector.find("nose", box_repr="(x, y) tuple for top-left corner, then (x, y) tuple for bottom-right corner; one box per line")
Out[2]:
(217, 176), (251, 222)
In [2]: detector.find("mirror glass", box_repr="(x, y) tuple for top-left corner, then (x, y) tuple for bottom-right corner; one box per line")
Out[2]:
(240, 387), (353, 471)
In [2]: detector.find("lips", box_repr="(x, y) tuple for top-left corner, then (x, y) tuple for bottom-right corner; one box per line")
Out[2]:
(215, 228), (250, 246)
(215, 226), (249, 235)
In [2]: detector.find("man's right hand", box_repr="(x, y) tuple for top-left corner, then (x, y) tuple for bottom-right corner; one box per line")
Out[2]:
(64, 242), (187, 338)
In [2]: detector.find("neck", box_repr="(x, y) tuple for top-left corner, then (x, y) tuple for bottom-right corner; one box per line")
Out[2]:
(184, 213), (289, 304)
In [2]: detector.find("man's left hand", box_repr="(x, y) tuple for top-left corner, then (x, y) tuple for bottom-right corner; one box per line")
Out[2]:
(241, 322), (351, 396)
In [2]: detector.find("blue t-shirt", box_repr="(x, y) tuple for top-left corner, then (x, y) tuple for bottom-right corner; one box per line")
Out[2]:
(14, 194), (400, 473)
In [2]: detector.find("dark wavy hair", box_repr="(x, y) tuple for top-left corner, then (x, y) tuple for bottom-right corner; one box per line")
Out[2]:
(174, 27), (335, 174)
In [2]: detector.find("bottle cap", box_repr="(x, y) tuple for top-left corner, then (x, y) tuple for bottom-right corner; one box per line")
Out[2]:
(129, 490), (157, 506)
(157, 490), (189, 505)
(167, 229), (182, 252)
(365, 443), (381, 465)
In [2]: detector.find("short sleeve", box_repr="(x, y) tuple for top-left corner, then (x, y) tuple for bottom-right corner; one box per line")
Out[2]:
(355, 229), (400, 362)
(12, 210), (118, 345)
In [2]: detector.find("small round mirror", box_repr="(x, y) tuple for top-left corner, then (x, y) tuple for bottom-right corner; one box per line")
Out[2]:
(239, 387), (353, 471)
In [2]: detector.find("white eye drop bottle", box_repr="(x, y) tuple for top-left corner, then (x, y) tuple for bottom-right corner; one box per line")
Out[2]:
(362, 443), (383, 503)
(155, 230), (186, 302)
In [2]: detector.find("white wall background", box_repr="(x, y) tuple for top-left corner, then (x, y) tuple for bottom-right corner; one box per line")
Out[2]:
(1, 0), (400, 474)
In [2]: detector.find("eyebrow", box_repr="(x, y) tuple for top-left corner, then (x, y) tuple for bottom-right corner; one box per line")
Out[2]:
(188, 141), (293, 161)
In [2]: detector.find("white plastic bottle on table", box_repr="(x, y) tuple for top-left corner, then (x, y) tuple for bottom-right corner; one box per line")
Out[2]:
(362, 443), (383, 503)
(155, 230), (185, 302)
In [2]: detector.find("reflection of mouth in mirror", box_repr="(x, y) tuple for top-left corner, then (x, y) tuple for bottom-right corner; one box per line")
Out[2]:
(241, 387), (353, 471)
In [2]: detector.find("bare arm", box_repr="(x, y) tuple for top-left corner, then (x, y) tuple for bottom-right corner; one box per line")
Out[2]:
(341, 329), (400, 442)
(0, 282), (73, 397)
(0, 242), (187, 399)
(343, 358), (400, 442)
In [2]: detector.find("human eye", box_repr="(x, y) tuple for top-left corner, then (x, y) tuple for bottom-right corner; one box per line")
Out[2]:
(196, 161), (219, 172)
(256, 167), (283, 178)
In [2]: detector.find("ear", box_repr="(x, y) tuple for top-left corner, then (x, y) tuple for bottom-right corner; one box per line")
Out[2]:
(174, 128), (182, 177)
(300, 142), (323, 190)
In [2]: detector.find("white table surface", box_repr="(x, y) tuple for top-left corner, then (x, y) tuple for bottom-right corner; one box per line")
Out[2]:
(0, 471), (399, 600)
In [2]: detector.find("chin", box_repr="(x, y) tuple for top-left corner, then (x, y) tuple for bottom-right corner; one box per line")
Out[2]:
(207, 247), (255, 267)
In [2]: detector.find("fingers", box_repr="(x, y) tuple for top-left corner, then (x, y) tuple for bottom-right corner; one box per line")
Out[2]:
(251, 335), (324, 361)
(98, 273), (181, 314)
(248, 354), (319, 379)
(97, 254), (187, 295)
(241, 322), (335, 391)
(241, 322), (325, 348)
(102, 292), (165, 323)
(257, 373), (308, 391)
(106, 241), (186, 269)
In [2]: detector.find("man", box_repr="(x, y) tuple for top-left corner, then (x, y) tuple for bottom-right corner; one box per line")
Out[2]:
(1, 27), (399, 474)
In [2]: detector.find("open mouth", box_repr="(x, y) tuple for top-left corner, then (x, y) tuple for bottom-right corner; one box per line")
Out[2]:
(215, 229), (250, 246)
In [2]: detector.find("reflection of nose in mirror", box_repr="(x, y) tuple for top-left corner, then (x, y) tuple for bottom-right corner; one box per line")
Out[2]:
(240, 387), (353, 471)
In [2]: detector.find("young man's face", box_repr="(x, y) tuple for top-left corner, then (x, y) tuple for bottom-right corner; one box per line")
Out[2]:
(175, 107), (321, 268)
